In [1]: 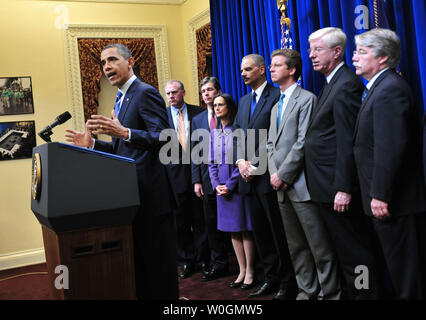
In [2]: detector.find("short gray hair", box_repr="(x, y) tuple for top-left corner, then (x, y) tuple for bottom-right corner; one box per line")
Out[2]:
(355, 28), (401, 68)
(242, 53), (266, 68)
(165, 80), (185, 91)
(309, 27), (347, 60)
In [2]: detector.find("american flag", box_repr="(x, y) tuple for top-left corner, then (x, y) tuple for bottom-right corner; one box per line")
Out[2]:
(281, 19), (293, 49)
(280, 15), (302, 86)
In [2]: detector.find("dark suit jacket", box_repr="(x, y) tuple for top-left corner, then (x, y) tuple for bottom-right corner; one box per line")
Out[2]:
(233, 82), (281, 194)
(353, 69), (426, 216)
(167, 103), (204, 199)
(191, 109), (215, 195)
(305, 64), (364, 203)
(94, 77), (175, 216)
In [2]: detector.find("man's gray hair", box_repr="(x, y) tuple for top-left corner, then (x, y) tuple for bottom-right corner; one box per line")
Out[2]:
(165, 80), (185, 91)
(309, 27), (347, 60)
(242, 53), (266, 68)
(355, 28), (401, 69)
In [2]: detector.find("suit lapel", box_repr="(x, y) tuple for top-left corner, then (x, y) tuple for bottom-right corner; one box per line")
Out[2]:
(187, 105), (198, 133)
(167, 107), (175, 130)
(240, 95), (251, 129)
(117, 81), (136, 123)
(276, 86), (299, 142)
(248, 84), (270, 128)
(354, 69), (391, 138)
(308, 65), (345, 131)
(112, 80), (136, 150)
(270, 101), (279, 144)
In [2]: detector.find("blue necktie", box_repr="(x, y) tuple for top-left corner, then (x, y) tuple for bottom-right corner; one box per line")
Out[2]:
(250, 92), (257, 119)
(276, 93), (286, 130)
(114, 91), (124, 116)
(361, 88), (368, 102)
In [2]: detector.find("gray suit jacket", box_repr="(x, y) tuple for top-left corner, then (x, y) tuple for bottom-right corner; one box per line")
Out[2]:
(267, 85), (316, 202)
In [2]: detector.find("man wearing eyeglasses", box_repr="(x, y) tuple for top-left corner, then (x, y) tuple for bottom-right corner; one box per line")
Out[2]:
(304, 27), (385, 299)
(353, 28), (426, 299)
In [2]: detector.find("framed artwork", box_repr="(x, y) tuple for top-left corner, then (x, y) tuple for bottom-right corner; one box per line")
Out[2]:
(0, 76), (34, 116)
(0, 121), (36, 161)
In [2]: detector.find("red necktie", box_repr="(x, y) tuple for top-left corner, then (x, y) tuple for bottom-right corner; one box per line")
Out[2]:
(210, 114), (216, 131)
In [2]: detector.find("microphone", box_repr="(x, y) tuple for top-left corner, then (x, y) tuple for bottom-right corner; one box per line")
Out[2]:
(38, 111), (72, 143)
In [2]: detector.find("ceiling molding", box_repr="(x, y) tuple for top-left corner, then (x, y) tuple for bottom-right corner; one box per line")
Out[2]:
(42, 0), (187, 4)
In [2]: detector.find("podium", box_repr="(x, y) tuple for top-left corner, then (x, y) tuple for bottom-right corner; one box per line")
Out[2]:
(30, 142), (140, 299)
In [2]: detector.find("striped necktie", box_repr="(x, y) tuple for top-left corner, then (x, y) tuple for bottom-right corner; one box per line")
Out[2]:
(361, 88), (368, 102)
(114, 91), (124, 116)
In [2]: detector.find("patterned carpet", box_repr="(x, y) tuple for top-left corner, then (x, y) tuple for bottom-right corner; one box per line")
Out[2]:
(0, 255), (273, 300)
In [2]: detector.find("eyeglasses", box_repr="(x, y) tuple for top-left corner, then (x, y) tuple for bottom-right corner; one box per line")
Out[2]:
(353, 49), (368, 56)
(268, 63), (285, 69)
(307, 47), (325, 54)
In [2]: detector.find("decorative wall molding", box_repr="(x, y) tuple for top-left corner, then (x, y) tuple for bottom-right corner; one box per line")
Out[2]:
(63, 24), (170, 131)
(44, 0), (187, 4)
(0, 248), (45, 271)
(187, 8), (210, 105)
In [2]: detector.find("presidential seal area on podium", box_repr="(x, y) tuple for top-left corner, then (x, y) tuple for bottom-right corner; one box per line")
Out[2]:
(30, 142), (140, 300)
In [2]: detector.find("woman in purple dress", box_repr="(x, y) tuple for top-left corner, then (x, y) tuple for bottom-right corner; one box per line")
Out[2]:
(208, 94), (256, 290)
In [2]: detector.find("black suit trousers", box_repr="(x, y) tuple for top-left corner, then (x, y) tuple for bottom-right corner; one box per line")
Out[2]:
(202, 193), (229, 267)
(174, 190), (209, 266)
(249, 190), (295, 288)
(316, 200), (386, 299)
(133, 212), (179, 300)
(371, 213), (426, 299)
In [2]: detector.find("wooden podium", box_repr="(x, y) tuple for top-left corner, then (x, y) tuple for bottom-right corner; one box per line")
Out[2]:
(31, 143), (140, 300)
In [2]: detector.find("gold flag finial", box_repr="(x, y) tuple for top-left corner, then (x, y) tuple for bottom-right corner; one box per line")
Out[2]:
(277, 0), (291, 29)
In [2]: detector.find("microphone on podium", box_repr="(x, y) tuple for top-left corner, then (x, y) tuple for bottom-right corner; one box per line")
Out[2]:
(38, 111), (72, 143)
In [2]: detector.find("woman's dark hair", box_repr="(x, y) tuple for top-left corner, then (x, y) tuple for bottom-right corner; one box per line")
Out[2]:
(212, 93), (237, 128)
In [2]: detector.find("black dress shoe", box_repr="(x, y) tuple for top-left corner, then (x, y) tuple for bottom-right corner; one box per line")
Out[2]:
(178, 264), (194, 279)
(201, 265), (228, 281)
(240, 281), (257, 290)
(273, 287), (297, 300)
(228, 280), (243, 288)
(200, 263), (210, 276)
(248, 281), (279, 298)
(240, 275), (257, 290)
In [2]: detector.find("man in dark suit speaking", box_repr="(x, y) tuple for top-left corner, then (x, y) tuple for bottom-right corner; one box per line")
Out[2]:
(65, 43), (178, 300)
(353, 28), (426, 299)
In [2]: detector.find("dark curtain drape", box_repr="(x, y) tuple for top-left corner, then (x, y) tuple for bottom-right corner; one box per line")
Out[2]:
(78, 38), (158, 122)
(210, 0), (281, 103)
(210, 0), (425, 113)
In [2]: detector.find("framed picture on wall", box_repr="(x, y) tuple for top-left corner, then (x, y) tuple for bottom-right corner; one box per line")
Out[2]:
(0, 121), (36, 161)
(0, 76), (34, 116)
